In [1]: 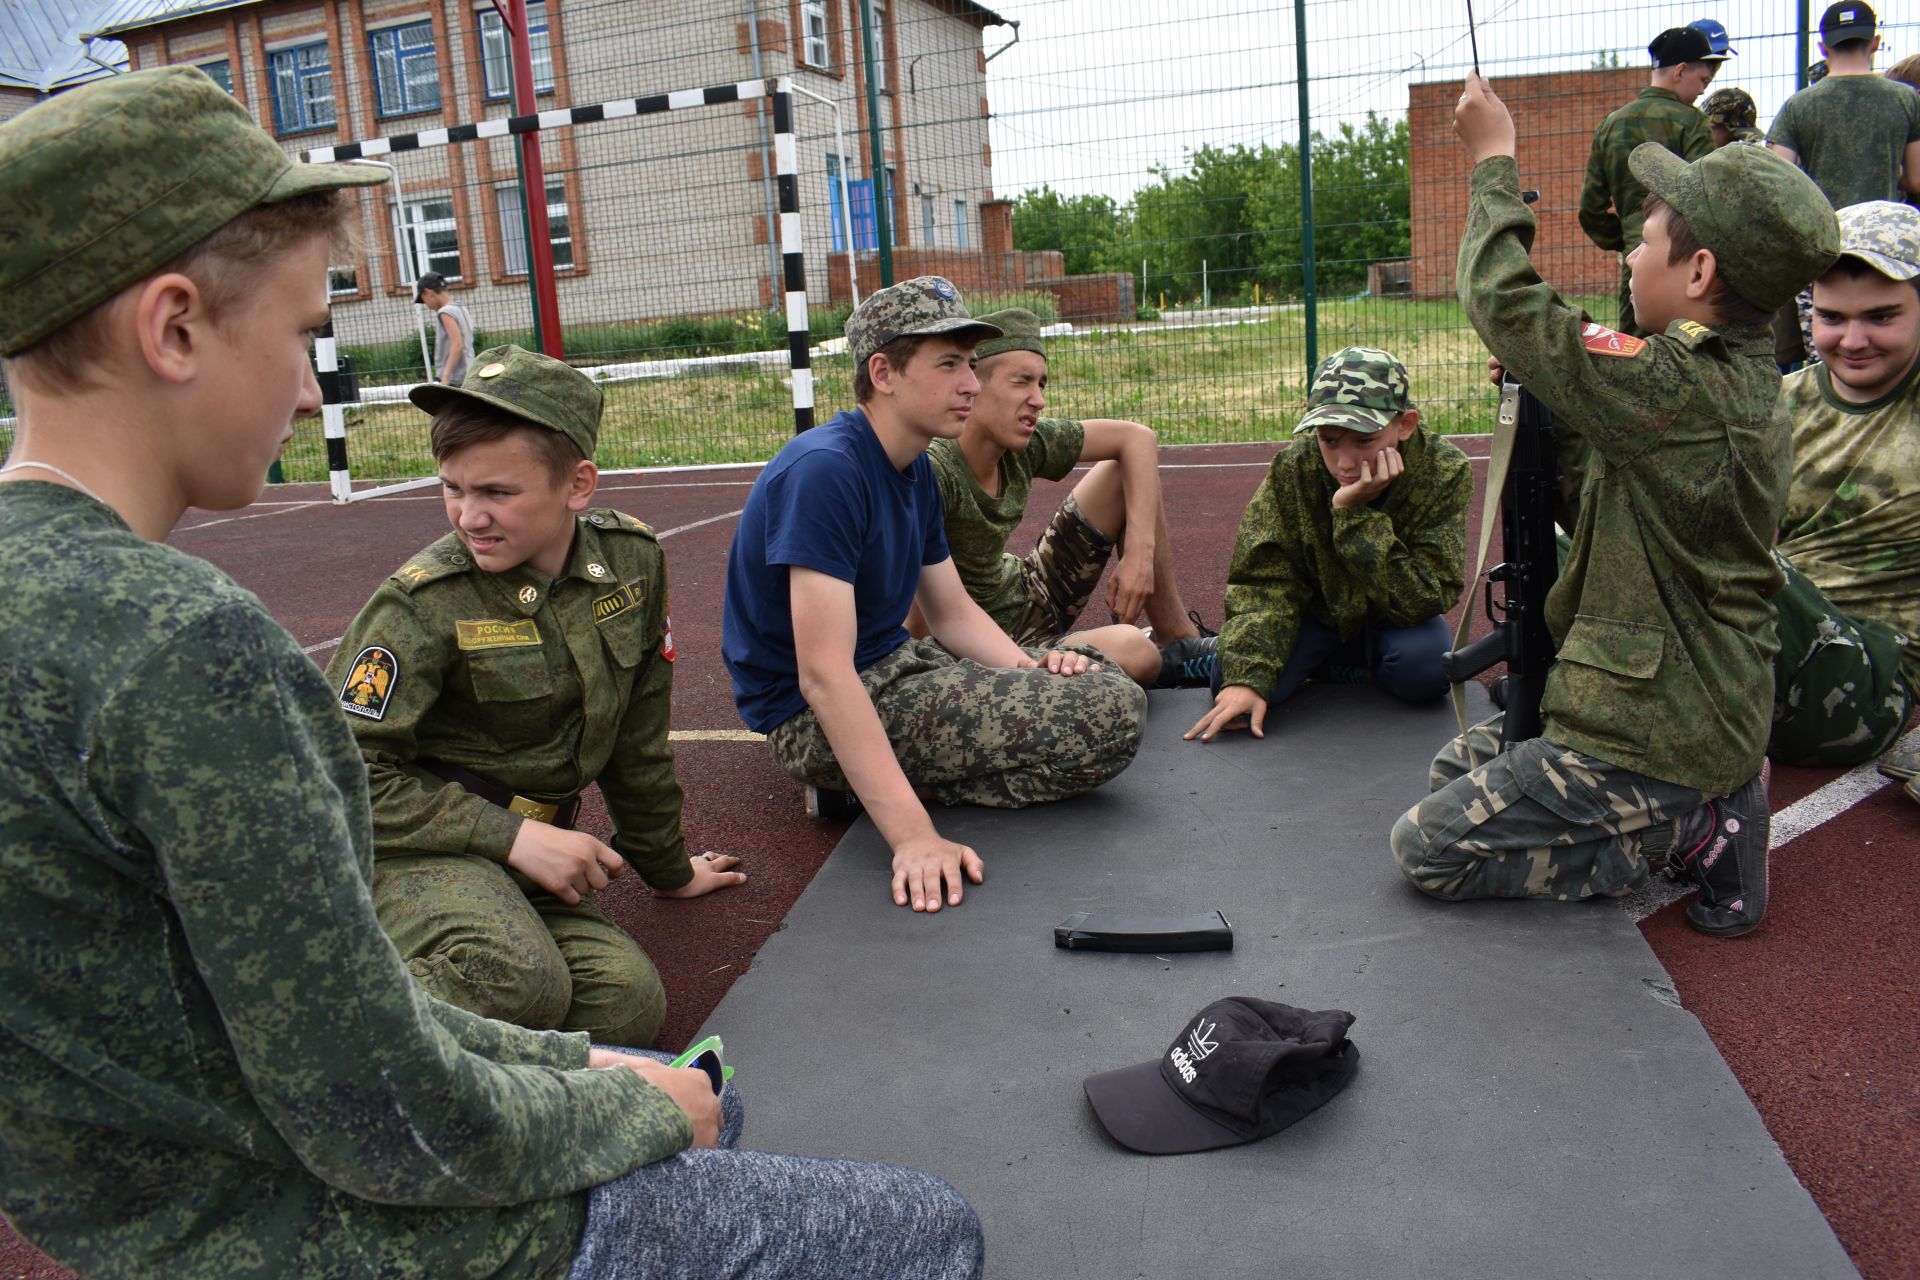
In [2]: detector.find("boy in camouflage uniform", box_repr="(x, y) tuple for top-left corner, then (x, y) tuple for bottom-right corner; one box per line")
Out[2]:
(0, 67), (982, 1280)
(723, 278), (1147, 915)
(1579, 26), (1719, 336)
(325, 345), (746, 1049)
(1184, 347), (1471, 744)
(918, 306), (1213, 688)
(1770, 201), (1920, 794)
(1395, 74), (1841, 938)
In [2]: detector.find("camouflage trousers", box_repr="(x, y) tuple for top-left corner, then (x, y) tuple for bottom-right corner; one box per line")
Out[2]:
(1770, 549), (1913, 767)
(1390, 716), (1712, 902)
(1001, 492), (1116, 646)
(374, 851), (665, 1049)
(766, 636), (1147, 807)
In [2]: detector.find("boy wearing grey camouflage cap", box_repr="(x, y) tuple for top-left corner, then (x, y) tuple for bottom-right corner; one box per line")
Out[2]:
(723, 277), (1147, 916)
(1184, 346), (1471, 744)
(324, 345), (749, 1053)
(0, 68), (982, 1280)
(1401, 75), (1843, 937)
(1772, 201), (1919, 798)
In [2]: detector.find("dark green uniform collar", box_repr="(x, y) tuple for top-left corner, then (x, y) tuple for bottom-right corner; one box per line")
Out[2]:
(1813, 346), (1920, 414)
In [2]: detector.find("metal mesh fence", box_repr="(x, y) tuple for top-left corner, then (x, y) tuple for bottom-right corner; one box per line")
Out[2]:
(4, 2), (1916, 476)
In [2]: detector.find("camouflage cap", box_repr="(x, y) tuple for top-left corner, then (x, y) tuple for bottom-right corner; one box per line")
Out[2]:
(1701, 88), (1758, 130)
(1297, 347), (1412, 435)
(0, 66), (388, 357)
(973, 308), (1046, 360)
(410, 345), (603, 459)
(844, 276), (1003, 368)
(1834, 200), (1920, 282)
(1630, 141), (1840, 311)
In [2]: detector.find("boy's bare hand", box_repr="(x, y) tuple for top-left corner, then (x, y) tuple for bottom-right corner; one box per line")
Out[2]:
(590, 1052), (722, 1149)
(1487, 356), (1506, 387)
(890, 832), (985, 912)
(507, 823), (626, 904)
(654, 852), (747, 899)
(1331, 448), (1403, 508)
(1105, 553), (1155, 625)
(1454, 72), (1517, 164)
(1034, 648), (1099, 676)
(1185, 684), (1269, 742)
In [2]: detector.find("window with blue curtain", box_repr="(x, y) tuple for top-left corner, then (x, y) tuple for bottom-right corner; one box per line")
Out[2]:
(268, 41), (334, 133)
(370, 21), (439, 118)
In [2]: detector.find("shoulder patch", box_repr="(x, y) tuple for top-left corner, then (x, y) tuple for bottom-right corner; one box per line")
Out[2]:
(1580, 322), (1647, 359)
(1672, 319), (1717, 347)
(588, 508), (657, 539)
(392, 545), (469, 593)
(339, 646), (398, 720)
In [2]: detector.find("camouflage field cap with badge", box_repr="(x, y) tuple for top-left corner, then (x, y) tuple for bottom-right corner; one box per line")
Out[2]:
(410, 343), (602, 459)
(1296, 346), (1412, 435)
(1629, 140), (1841, 311)
(1833, 200), (1920, 281)
(0, 65), (389, 357)
(972, 307), (1047, 361)
(843, 275), (1004, 367)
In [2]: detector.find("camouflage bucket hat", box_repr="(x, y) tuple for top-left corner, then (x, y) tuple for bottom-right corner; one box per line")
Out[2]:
(1700, 88), (1757, 130)
(973, 307), (1046, 360)
(1297, 347), (1411, 434)
(1834, 200), (1920, 281)
(1630, 142), (1840, 312)
(411, 345), (604, 459)
(0, 66), (389, 357)
(844, 276), (1003, 367)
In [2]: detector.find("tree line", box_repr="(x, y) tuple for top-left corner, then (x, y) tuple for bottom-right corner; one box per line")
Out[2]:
(1010, 114), (1410, 306)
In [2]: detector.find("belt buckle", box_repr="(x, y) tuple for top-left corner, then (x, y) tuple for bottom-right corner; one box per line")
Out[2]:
(509, 794), (560, 824)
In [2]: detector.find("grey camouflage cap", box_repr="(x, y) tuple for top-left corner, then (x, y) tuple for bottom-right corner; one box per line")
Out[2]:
(411, 344), (603, 459)
(1298, 347), (1412, 434)
(1834, 200), (1920, 281)
(1630, 141), (1839, 311)
(1701, 88), (1758, 131)
(0, 66), (389, 357)
(973, 308), (1046, 360)
(844, 276), (1003, 368)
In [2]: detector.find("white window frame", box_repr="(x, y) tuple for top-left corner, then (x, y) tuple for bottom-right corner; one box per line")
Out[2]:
(921, 191), (936, 246)
(954, 199), (968, 248)
(478, 1), (554, 99)
(495, 180), (574, 276)
(328, 264), (360, 297)
(395, 197), (463, 282)
(801, 1), (829, 69)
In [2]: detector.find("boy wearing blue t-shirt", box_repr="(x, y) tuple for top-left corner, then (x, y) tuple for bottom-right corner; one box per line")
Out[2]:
(722, 277), (1147, 915)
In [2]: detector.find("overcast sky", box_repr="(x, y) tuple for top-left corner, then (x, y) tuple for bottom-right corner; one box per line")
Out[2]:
(980, 0), (1918, 202)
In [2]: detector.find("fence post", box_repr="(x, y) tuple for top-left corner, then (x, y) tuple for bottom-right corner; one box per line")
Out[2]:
(500, 0), (562, 357)
(858, 0), (894, 287)
(1796, 0), (1812, 89)
(1294, 0), (1317, 377)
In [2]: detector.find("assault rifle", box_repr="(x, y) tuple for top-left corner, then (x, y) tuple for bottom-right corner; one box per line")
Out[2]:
(1439, 378), (1559, 744)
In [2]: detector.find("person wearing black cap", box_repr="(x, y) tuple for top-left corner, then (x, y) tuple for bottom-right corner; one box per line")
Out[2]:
(415, 269), (475, 385)
(1769, 3), (1920, 211)
(1578, 26), (1718, 335)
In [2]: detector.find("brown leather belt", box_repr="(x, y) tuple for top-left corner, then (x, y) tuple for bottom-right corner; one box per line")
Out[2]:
(416, 758), (582, 830)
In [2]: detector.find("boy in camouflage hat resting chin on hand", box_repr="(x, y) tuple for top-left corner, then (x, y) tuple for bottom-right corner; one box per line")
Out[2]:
(0, 67), (983, 1280)
(325, 344), (746, 1050)
(1393, 73), (1842, 938)
(1184, 346), (1471, 744)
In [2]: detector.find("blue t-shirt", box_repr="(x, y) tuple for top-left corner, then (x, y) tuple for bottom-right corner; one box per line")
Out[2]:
(722, 409), (950, 732)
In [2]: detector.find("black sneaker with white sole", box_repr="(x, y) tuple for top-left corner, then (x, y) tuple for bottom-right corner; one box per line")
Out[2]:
(1156, 634), (1218, 689)
(1677, 761), (1771, 938)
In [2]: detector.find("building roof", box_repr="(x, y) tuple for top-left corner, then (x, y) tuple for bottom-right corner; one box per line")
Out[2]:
(83, 0), (258, 39)
(0, 0), (134, 92)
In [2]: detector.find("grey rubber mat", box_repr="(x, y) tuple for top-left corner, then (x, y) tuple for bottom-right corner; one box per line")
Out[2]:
(701, 686), (1856, 1279)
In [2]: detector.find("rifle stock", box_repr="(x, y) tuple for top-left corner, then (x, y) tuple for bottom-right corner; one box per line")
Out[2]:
(1439, 379), (1559, 744)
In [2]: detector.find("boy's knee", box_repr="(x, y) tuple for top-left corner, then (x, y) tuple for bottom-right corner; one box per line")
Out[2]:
(1376, 620), (1452, 703)
(1389, 805), (1461, 900)
(407, 938), (573, 1030)
(902, 1171), (986, 1279)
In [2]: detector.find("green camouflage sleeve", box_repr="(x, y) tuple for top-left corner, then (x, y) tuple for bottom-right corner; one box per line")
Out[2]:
(1217, 462), (1315, 693)
(1327, 446), (1471, 626)
(101, 604), (691, 1203)
(324, 585), (521, 864)
(1029, 418), (1087, 483)
(1458, 155), (1692, 460)
(597, 547), (694, 891)
(1679, 112), (1713, 162)
(425, 995), (589, 1067)
(1578, 126), (1625, 252)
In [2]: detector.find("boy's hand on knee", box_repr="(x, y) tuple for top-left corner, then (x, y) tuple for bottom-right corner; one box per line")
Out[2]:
(506, 823), (627, 905)
(607, 1056), (722, 1149)
(655, 852), (748, 899)
(1037, 648), (1099, 676)
(1184, 685), (1268, 742)
(890, 833), (985, 912)
(1454, 72), (1517, 164)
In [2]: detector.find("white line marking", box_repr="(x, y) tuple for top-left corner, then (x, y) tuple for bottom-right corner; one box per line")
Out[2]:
(175, 502), (325, 532)
(670, 729), (765, 742)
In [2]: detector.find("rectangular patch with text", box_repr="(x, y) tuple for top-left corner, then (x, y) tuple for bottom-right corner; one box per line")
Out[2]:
(1581, 322), (1646, 358)
(594, 580), (646, 625)
(455, 619), (543, 651)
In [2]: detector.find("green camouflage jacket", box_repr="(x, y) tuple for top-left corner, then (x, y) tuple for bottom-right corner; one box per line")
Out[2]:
(1217, 427), (1471, 694)
(0, 485), (689, 1280)
(1462, 156), (1789, 795)
(928, 418), (1086, 628)
(1579, 87), (1714, 253)
(325, 508), (692, 890)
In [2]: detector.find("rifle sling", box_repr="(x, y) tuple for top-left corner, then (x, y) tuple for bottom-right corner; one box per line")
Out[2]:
(1451, 387), (1518, 768)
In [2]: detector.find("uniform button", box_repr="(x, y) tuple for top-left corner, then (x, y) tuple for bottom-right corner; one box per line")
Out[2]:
(450, 554), (468, 566)
(589, 514), (606, 526)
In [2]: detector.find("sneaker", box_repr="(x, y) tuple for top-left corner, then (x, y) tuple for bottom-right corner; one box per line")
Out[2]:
(1156, 634), (1217, 689)
(803, 784), (862, 821)
(1677, 761), (1771, 938)
(1187, 609), (1219, 638)
(1319, 661), (1369, 686)
(1877, 746), (1920, 781)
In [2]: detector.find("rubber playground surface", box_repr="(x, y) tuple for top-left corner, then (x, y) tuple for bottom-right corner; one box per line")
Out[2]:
(3, 440), (1914, 1279)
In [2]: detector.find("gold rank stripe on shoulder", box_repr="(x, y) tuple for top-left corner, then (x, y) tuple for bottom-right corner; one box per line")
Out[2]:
(593, 579), (646, 625)
(455, 618), (542, 651)
(1676, 320), (1713, 340)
